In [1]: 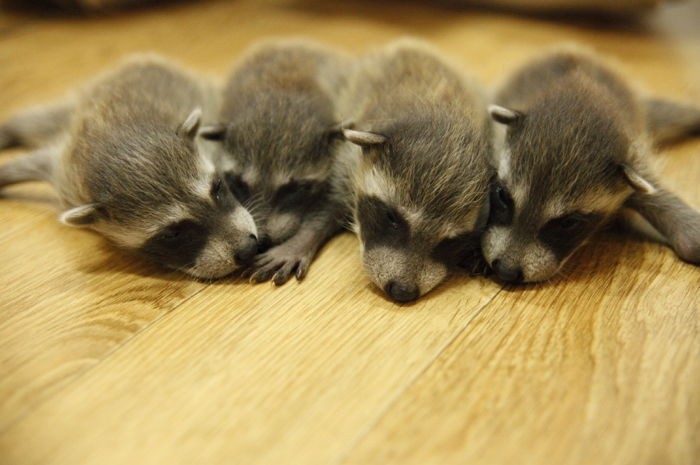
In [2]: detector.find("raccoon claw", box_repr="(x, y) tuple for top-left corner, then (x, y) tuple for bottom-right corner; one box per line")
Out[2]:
(248, 267), (275, 284)
(250, 246), (313, 286)
(272, 264), (296, 286)
(295, 257), (311, 281)
(240, 268), (253, 279)
(457, 250), (492, 276)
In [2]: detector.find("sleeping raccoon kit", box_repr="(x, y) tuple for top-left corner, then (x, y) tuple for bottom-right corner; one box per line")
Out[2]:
(0, 55), (258, 279)
(1, 40), (698, 302)
(482, 46), (700, 284)
(200, 40), (352, 286)
(337, 39), (492, 302)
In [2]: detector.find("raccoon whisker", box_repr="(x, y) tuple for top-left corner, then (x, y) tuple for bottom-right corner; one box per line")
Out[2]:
(244, 193), (267, 213)
(552, 259), (579, 282)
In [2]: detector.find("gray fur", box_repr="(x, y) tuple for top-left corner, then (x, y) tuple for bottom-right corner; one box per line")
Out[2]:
(0, 101), (74, 150)
(0, 54), (258, 279)
(483, 46), (700, 283)
(624, 188), (700, 264)
(210, 40), (352, 285)
(340, 39), (492, 301)
(644, 98), (700, 146)
(0, 146), (57, 187)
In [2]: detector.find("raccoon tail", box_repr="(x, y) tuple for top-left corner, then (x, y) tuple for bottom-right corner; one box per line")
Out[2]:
(0, 147), (56, 189)
(624, 187), (700, 265)
(0, 101), (74, 151)
(645, 98), (700, 147)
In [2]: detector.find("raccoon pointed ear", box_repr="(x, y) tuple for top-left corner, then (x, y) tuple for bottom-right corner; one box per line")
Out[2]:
(59, 204), (101, 227)
(621, 165), (657, 195)
(342, 129), (387, 147)
(177, 107), (203, 139)
(199, 124), (227, 142)
(325, 122), (348, 142)
(489, 105), (523, 126)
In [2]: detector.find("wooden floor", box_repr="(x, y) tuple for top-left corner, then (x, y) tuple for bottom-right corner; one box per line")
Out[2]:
(0, 1), (698, 464)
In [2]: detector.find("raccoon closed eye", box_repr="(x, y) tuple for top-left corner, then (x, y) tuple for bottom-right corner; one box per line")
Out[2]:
(273, 180), (323, 211)
(488, 181), (514, 225)
(386, 209), (400, 230)
(544, 213), (590, 233)
(539, 212), (603, 261)
(210, 178), (224, 200)
(141, 219), (209, 269)
(357, 195), (410, 247)
(225, 172), (250, 203)
(156, 219), (204, 243)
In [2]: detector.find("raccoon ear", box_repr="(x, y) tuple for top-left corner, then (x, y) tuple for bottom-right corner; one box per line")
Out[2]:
(489, 105), (523, 126)
(199, 124), (227, 142)
(326, 122), (353, 142)
(177, 107), (203, 139)
(621, 165), (657, 195)
(326, 123), (345, 142)
(59, 204), (101, 227)
(342, 129), (387, 147)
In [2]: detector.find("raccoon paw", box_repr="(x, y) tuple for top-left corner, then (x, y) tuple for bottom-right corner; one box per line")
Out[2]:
(249, 245), (313, 286)
(457, 248), (492, 276)
(673, 234), (700, 265)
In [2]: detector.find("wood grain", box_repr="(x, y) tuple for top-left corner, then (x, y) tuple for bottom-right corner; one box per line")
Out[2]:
(0, 190), (206, 432)
(341, 234), (700, 465)
(0, 1), (697, 464)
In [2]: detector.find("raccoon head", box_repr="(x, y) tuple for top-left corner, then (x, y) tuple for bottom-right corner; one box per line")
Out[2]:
(482, 103), (656, 284)
(201, 92), (341, 249)
(61, 108), (258, 279)
(344, 113), (491, 303)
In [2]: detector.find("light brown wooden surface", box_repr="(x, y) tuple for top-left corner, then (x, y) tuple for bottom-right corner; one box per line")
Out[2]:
(0, 1), (698, 464)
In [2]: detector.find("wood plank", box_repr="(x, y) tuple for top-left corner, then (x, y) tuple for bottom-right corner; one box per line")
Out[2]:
(339, 232), (699, 465)
(0, 233), (501, 465)
(0, 0), (698, 464)
(0, 214), (207, 432)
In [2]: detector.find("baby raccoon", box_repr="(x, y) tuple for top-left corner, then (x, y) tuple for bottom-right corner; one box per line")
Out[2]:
(200, 40), (350, 285)
(339, 39), (492, 303)
(0, 55), (258, 279)
(483, 46), (700, 283)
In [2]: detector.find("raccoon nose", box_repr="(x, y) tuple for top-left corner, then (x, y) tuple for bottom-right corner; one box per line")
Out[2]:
(234, 235), (258, 266)
(492, 259), (524, 284)
(384, 281), (419, 303)
(257, 234), (272, 253)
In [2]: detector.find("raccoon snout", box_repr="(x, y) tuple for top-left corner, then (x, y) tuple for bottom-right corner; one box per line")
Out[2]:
(234, 234), (258, 266)
(492, 259), (524, 284)
(384, 281), (419, 303)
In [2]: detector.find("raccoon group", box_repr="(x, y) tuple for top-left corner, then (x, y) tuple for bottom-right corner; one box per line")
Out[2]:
(1, 39), (699, 303)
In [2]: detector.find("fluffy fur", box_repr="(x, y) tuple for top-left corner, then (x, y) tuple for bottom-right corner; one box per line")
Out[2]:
(482, 45), (700, 283)
(0, 54), (258, 279)
(201, 39), (352, 285)
(339, 39), (492, 302)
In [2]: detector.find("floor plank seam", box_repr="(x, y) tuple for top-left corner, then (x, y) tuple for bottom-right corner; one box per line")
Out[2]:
(0, 283), (212, 436)
(331, 287), (504, 465)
